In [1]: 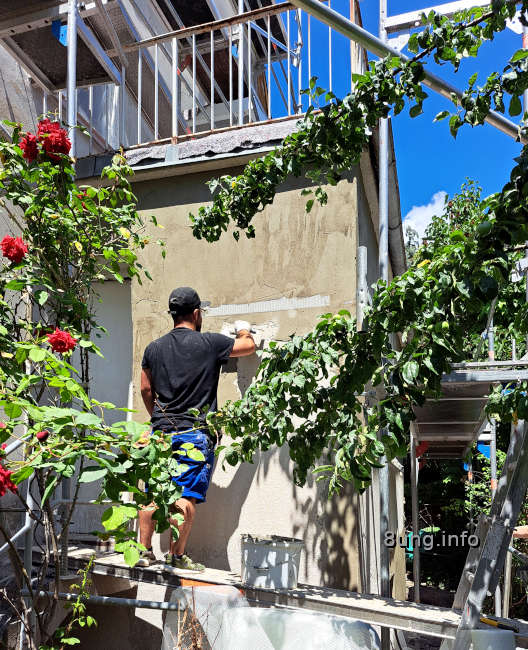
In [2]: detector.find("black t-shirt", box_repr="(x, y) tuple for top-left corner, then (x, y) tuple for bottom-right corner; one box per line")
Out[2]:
(141, 328), (234, 433)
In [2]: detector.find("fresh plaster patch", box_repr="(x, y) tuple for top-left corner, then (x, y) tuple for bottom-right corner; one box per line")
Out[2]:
(206, 294), (330, 317)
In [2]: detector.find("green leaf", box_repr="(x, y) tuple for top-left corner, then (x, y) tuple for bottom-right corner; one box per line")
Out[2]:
(293, 375), (306, 388)
(510, 49), (528, 63)
(78, 340), (93, 348)
(423, 357), (438, 375)
(4, 403), (22, 419)
(449, 114), (462, 138)
(402, 360), (419, 384)
(15, 347), (28, 365)
(78, 466), (108, 483)
(41, 475), (59, 506)
(509, 95), (522, 117)
(124, 545), (140, 567)
(187, 448), (205, 462)
(74, 412), (102, 428)
(123, 421), (150, 436)
(450, 230), (465, 242)
(225, 449), (239, 466)
(101, 504), (137, 530)
(29, 348), (46, 363)
(35, 290), (49, 306)
(434, 110), (450, 122)
(11, 465), (33, 484)
(407, 33), (419, 53)
(5, 279), (25, 291)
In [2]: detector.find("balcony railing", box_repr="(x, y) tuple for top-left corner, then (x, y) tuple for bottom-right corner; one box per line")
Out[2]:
(40, 1), (365, 156)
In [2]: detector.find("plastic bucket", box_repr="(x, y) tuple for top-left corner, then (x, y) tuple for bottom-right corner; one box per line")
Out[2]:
(241, 534), (304, 589)
(470, 629), (515, 650)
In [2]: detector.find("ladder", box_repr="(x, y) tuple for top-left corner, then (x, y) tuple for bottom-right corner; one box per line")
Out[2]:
(440, 419), (528, 649)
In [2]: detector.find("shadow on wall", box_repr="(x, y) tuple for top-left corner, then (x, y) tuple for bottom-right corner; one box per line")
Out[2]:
(187, 459), (259, 571)
(185, 347), (268, 570)
(279, 444), (359, 591)
(134, 168), (329, 212)
(191, 349), (359, 589)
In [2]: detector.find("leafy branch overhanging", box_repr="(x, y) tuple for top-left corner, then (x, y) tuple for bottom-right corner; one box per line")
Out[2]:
(188, 1), (528, 493)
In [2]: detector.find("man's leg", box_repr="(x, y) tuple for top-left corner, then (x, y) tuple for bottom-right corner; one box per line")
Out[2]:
(169, 497), (196, 556)
(138, 504), (156, 549)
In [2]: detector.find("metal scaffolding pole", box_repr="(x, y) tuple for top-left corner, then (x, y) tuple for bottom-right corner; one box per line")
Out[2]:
(288, 0), (523, 142)
(490, 418), (502, 617)
(67, 0), (78, 158)
(378, 4), (391, 649)
(410, 430), (420, 604)
(238, 0), (244, 125)
(524, 23), (528, 113)
(61, 0), (77, 582)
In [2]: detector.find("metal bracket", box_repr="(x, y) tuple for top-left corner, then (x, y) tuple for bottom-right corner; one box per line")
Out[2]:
(387, 31), (411, 52)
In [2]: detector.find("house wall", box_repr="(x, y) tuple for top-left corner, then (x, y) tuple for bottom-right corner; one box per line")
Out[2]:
(69, 280), (134, 538)
(131, 164), (362, 589)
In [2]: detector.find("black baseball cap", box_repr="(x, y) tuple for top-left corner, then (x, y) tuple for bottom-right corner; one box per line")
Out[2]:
(168, 287), (210, 315)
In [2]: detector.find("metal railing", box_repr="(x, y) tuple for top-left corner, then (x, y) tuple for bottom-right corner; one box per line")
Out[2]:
(41, 1), (365, 154)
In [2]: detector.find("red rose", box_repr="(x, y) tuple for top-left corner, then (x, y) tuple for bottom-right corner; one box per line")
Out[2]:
(37, 119), (71, 161)
(19, 132), (38, 162)
(0, 463), (17, 497)
(47, 328), (77, 353)
(36, 430), (49, 442)
(1, 235), (28, 264)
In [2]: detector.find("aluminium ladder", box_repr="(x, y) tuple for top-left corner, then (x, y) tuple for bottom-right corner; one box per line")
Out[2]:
(437, 419), (528, 649)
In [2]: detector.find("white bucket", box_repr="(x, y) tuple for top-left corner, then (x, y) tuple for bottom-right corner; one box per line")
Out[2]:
(470, 629), (515, 650)
(241, 534), (304, 589)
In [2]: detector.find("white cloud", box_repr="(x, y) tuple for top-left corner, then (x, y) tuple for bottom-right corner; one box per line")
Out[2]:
(403, 191), (447, 239)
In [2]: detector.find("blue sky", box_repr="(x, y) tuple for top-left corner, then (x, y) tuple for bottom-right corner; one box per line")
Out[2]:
(274, 1), (525, 237)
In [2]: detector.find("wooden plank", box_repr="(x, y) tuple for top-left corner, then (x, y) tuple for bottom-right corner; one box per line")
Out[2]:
(66, 547), (461, 640)
(49, 547), (528, 646)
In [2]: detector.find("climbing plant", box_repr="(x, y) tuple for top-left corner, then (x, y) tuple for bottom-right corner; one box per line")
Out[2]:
(0, 119), (193, 648)
(187, 1), (528, 493)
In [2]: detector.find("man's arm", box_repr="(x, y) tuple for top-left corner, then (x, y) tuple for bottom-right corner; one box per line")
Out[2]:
(229, 320), (256, 358)
(140, 367), (155, 416)
(514, 525), (528, 539)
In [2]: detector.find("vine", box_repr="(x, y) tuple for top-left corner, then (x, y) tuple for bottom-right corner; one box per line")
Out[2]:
(187, 2), (528, 493)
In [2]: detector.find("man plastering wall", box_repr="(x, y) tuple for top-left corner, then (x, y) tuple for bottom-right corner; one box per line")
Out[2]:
(137, 286), (255, 570)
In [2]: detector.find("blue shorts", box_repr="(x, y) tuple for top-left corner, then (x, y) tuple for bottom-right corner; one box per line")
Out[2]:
(170, 430), (215, 503)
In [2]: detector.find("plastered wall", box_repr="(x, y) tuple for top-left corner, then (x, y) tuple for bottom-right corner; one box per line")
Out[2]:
(131, 164), (362, 589)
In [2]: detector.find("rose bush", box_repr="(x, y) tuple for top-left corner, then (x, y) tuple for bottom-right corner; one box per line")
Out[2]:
(0, 116), (169, 649)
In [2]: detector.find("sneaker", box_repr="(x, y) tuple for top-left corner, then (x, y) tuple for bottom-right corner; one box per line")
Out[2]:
(164, 553), (205, 572)
(136, 549), (157, 567)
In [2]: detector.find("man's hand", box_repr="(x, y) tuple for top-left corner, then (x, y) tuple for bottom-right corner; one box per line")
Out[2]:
(229, 321), (256, 357)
